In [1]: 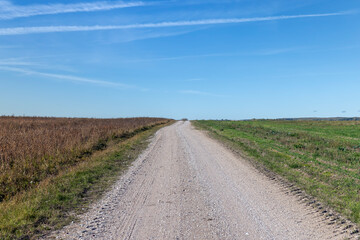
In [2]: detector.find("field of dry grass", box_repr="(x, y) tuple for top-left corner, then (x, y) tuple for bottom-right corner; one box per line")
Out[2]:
(0, 116), (169, 202)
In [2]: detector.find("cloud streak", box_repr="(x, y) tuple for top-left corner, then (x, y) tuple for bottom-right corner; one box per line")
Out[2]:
(0, 11), (350, 36)
(0, 60), (38, 66)
(0, 66), (133, 88)
(180, 90), (229, 97)
(0, 0), (147, 20)
(125, 47), (305, 62)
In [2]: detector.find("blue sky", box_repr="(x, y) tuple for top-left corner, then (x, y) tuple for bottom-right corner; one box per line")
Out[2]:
(0, 0), (359, 119)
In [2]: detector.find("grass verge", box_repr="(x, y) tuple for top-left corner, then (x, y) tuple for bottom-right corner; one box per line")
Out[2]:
(193, 120), (360, 229)
(0, 121), (173, 240)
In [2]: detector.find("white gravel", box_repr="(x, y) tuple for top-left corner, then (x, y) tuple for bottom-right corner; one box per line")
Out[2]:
(50, 121), (356, 240)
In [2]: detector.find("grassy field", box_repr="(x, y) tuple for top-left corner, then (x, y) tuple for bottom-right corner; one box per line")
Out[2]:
(194, 120), (360, 226)
(0, 116), (171, 239)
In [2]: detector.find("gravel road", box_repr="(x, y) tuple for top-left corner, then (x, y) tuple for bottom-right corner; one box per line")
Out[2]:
(52, 121), (355, 240)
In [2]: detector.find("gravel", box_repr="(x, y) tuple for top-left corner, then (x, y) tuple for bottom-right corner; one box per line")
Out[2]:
(49, 121), (355, 240)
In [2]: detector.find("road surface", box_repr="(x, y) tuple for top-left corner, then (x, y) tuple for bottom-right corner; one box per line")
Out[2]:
(52, 121), (354, 239)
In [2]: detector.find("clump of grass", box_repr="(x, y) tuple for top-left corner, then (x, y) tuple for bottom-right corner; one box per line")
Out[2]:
(194, 120), (360, 226)
(0, 116), (169, 202)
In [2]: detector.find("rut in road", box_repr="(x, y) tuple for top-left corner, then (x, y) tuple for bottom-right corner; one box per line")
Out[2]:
(52, 121), (353, 240)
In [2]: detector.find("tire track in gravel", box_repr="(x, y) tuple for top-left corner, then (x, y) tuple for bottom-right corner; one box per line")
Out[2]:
(50, 121), (358, 240)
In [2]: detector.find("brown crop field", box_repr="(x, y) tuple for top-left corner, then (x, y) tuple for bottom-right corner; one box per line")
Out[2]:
(0, 116), (169, 202)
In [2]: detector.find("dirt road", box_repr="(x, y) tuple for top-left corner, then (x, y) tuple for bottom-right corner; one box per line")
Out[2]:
(53, 121), (353, 239)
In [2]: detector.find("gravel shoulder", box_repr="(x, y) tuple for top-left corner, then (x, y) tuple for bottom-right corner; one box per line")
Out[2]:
(50, 121), (355, 239)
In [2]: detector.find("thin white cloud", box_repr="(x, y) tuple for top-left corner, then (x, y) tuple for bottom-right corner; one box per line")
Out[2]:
(180, 90), (209, 95)
(126, 47), (303, 62)
(105, 29), (198, 44)
(0, 66), (133, 88)
(180, 90), (229, 97)
(0, 61), (37, 66)
(253, 47), (302, 56)
(0, 11), (350, 36)
(184, 78), (204, 82)
(0, 0), (147, 20)
(127, 53), (233, 62)
(0, 58), (40, 66)
(0, 56), (80, 72)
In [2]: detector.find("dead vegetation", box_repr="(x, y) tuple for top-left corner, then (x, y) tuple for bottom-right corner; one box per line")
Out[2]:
(0, 116), (169, 202)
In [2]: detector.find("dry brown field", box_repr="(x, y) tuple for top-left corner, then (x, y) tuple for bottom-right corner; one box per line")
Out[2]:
(0, 116), (169, 201)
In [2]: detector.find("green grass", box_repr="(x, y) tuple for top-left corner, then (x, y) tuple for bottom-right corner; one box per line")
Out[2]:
(194, 120), (360, 226)
(0, 122), (172, 240)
